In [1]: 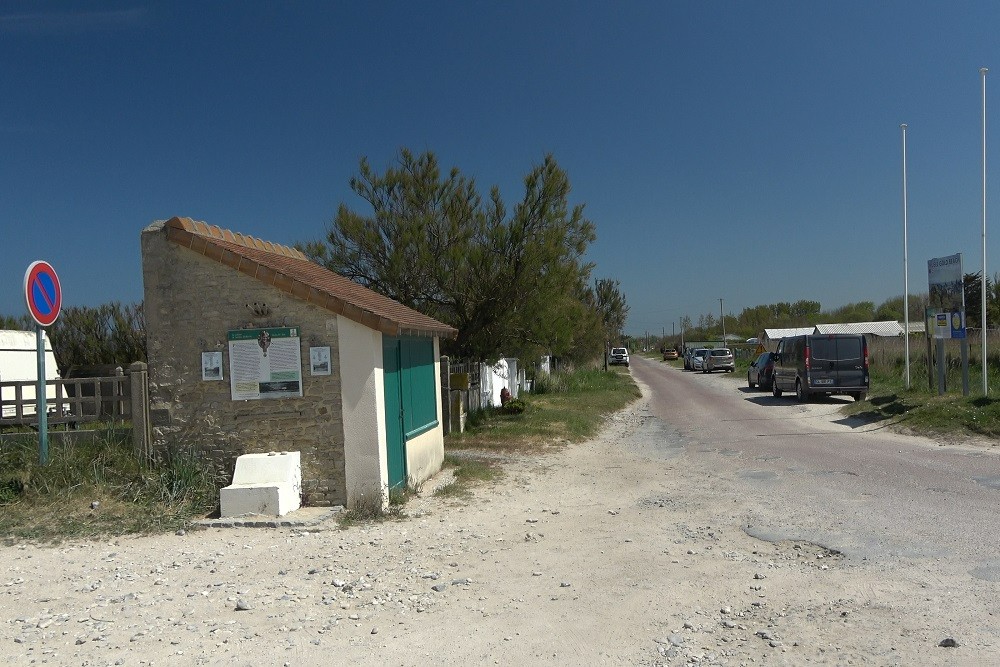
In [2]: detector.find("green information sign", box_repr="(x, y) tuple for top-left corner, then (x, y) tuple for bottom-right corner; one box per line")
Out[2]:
(227, 327), (303, 400)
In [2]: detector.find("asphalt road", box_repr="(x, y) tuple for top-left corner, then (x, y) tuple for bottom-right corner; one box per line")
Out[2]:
(630, 354), (1000, 580)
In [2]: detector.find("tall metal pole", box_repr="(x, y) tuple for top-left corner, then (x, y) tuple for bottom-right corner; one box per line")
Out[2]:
(719, 298), (725, 344)
(901, 123), (911, 389)
(982, 67), (989, 395)
(36, 326), (48, 464)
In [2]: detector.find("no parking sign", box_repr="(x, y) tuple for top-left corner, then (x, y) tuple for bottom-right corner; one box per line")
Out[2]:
(21, 260), (61, 464)
(23, 260), (62, 327)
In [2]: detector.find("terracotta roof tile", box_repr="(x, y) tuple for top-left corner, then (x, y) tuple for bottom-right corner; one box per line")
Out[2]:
(163, 217), (457, 338)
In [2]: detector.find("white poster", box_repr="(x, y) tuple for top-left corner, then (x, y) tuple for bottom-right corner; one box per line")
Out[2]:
(227, 327), (303, 400)
(310, 346), (332, 375)
(201, 351), (223, 381)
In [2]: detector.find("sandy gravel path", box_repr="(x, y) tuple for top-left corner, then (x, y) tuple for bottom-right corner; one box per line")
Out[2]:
(2, 372), (996, 666)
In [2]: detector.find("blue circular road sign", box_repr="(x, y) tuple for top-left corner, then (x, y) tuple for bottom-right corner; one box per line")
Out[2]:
(23, 260), (62, 327)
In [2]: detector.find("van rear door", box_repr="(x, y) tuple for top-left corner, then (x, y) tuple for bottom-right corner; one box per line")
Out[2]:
(834, 335), (866, 388)
(808, 335), (865, 389)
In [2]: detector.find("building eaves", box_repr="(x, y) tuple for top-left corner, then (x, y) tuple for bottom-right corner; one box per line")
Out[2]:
(163, 217), (458, 339)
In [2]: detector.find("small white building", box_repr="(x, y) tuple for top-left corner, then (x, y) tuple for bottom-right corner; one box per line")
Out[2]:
(141, 217), (458, 510)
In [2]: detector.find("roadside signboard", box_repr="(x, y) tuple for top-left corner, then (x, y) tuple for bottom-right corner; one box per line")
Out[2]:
(23, 260), (62, 327)
(927, 254), (965, 339)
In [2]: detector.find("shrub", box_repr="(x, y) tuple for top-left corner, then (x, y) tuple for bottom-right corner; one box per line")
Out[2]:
(500, 398), (526, 414)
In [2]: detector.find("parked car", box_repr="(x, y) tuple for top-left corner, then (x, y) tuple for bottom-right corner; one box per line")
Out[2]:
(689, 348), (709, 372)
(683, 348), (694, 369)
(747, 351), (776, 390)
(772, 334), (869, 402)
(703, 347), (735, 373)
(609, 347), (630, 367)
(662, 348), (679, 361)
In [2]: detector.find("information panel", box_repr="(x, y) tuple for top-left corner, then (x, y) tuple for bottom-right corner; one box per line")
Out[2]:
(927, 253), (966, 339)
(227, 327), (303, 400)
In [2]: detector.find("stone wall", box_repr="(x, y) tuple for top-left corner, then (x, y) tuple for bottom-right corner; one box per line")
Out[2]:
(140, 222), (347, 506)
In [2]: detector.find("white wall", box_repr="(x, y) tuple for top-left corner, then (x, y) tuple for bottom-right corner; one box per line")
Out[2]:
(0, 330), (59, 382)
(0, 329), (59, 417)
(337, 316), (388, 509)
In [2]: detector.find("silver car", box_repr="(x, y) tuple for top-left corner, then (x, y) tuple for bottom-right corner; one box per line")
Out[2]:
(689, 348), (709, 371)
(703, 348), (735, 373)
(609, 347), (630, 367)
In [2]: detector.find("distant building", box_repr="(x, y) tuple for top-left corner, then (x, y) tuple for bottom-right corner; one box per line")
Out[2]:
(762, 321), (908, 350)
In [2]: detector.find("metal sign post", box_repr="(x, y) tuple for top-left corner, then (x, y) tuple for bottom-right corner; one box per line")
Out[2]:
(35, 326), (48, 463)
(23, 260), (62, 465)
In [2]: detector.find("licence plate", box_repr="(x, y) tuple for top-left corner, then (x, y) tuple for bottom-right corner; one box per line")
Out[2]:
(814, 379), (834, 385)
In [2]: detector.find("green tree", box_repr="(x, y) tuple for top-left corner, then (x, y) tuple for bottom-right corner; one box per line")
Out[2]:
(594, 278), (629, 343)
(874, 293), (928, 323)
(0, 314), (32, 330)
(964, 272), (986, 329)
(47, 302), (146, 375)
(826, 301), (875, 323)
(1, 303), (146, 374)
(302, 149), (599, 362)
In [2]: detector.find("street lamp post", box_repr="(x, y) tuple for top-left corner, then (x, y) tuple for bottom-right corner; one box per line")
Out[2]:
(982, 67), (989, 395)
(901, 123), (911, 390)
(719, 298), (726, 344)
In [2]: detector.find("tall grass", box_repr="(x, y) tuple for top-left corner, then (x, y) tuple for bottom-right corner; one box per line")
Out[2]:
(0, 429), (219, 542)
(868, 335), (1000, 396)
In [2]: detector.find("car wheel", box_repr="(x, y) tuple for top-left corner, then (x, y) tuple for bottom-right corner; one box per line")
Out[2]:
(795, 379), (808, 403)
(748, 373), (756, 389)
(853, 392), (867, 402)
(772, 379), (782, 397)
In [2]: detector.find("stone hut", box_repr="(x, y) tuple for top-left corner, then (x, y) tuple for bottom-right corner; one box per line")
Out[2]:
(140, 217), (457, 508)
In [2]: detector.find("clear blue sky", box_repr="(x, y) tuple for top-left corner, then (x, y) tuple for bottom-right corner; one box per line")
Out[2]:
(3, 1), (1000, 337)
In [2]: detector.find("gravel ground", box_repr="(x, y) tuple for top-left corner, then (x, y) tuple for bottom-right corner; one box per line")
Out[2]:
(2, 376), (996, 666)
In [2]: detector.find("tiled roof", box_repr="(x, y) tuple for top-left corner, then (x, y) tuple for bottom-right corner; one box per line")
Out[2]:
(163, 217), (457, 339)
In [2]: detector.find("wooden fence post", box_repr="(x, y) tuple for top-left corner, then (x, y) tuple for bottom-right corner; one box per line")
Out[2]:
(440, 355), (451, 436)
(128, 362), (152, 462)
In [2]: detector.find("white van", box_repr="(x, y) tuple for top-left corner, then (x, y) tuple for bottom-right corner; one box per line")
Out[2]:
(0, 329), (60, 418)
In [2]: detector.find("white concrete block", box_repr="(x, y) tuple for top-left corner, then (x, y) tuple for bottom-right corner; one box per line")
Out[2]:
(220, 451), (301, 517)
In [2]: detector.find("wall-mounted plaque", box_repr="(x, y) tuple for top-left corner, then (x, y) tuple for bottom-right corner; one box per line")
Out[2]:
(310, 346), (332, 375)
(202, 351), (223, 381)
(227, 327), (303, 400)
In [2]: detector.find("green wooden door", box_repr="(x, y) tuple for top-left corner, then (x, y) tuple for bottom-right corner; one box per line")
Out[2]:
(382, 336), (407, 489)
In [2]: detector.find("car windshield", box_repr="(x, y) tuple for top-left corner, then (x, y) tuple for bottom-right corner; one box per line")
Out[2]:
(612, 348), (627, 355)
(694, 349), (708, 357)
(710, 349), (731, 357)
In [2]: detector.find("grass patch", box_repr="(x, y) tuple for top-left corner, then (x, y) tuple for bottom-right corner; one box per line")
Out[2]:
(838, 359), (1000, 440)
(336, 485), (412, 528)
(0, 429), (218, 543)
(434, 454), (501, 499)
(448, 366), (641, 453)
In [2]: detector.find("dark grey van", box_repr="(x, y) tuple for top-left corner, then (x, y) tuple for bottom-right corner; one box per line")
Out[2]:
(771, 334), (869, 402)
